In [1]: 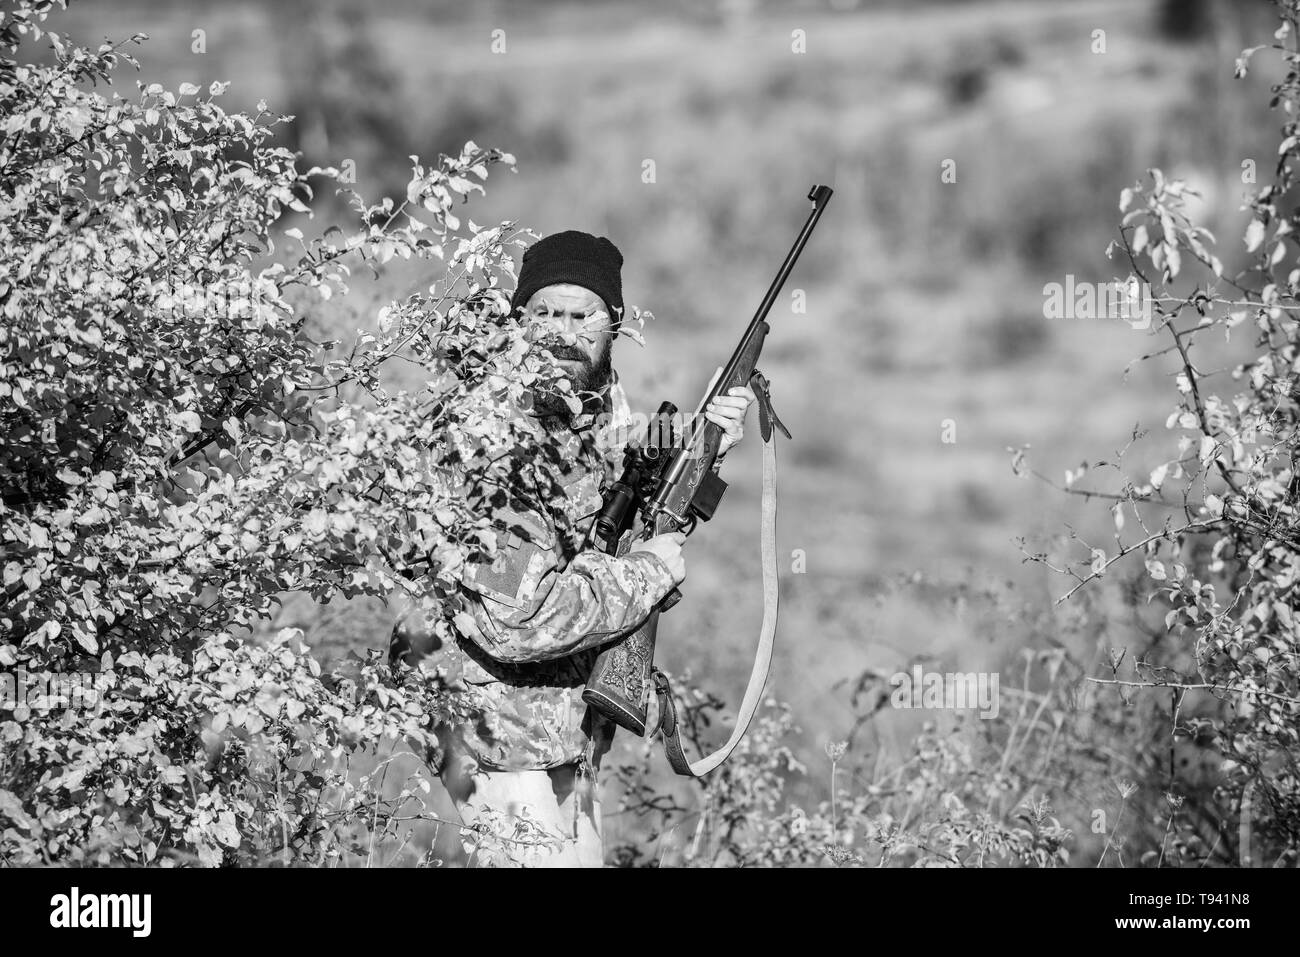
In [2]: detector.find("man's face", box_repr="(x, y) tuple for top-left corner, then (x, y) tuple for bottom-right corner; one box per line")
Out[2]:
(524, 283), (616, 417)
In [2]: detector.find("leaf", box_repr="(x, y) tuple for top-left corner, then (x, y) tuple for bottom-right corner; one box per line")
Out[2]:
(172, 410), (201, 433)
(0, 790), (34, 832)
(74, 628), (98, 654)
(1131, 225), (1148, 254)
(1164, 241), (1181, 278)
(1245, 219), (1266, 253)
(1199, 434), (1217, 465)
(304, 510), (327, 536)
(214, 811), (241, 848)
(1235, 44), (1265, 78)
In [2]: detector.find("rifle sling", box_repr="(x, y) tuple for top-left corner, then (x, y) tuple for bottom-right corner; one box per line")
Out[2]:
(652, 369), (782, 777)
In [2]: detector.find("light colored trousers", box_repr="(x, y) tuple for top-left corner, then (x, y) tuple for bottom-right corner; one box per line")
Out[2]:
(442, 756), (604, 867)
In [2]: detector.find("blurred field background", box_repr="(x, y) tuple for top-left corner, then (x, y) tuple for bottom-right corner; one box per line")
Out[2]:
(54, 0), (1284, 861)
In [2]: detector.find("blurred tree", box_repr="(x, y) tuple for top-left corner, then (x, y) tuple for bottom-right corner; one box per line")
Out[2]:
(1159, 0), (1214, 41)
(271, 0), (410, 201)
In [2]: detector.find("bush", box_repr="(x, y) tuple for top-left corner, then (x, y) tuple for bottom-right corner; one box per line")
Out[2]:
(0, 0), (610, 865)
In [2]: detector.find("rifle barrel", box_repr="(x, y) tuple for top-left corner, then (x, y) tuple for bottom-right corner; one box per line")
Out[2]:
(685, 184), (834, 446)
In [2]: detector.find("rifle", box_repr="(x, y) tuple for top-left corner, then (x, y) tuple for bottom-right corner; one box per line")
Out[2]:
(582, 184), (833, 776)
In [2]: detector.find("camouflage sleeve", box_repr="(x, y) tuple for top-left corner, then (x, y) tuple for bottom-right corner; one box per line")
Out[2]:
(464, 546), (677, 664)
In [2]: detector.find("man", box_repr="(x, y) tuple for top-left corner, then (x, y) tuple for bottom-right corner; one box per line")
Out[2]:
(392, 230), (754, 866)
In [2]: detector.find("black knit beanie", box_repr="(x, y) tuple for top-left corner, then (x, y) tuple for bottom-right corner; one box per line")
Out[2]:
(509, 230), (624, 330)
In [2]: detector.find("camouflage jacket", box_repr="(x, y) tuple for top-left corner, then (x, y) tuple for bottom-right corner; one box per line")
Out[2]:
(433, 372), (677, 771)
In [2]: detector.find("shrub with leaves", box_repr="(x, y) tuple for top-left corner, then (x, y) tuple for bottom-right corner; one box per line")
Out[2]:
(1012, 0), (1300, 866)
(0, 0), (635, 865)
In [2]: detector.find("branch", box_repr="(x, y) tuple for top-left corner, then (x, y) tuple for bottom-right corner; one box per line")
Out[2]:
(1086, 677), (1300, 708)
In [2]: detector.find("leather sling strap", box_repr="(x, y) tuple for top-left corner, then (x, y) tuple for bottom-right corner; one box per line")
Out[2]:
(652, 370), (787, 777)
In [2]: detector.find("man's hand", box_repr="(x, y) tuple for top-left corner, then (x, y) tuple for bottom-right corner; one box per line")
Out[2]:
(702, 365), (757, 458)
(630, 531), (686, 587)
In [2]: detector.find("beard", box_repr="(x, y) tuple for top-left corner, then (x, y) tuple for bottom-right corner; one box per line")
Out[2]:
(527, 338), (613, 426)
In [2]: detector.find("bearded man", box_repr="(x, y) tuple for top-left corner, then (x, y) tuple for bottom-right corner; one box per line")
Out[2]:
(393, 230), (754, 866)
